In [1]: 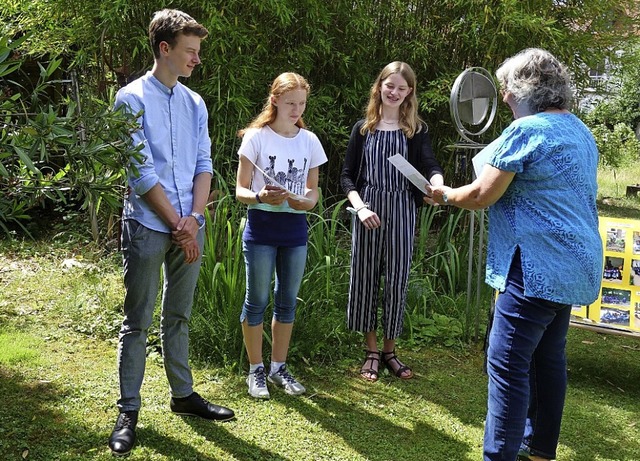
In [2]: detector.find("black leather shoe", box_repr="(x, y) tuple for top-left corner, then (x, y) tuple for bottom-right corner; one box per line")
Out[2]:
(170, 392), (235, 421)
(108, 410), (138, 457)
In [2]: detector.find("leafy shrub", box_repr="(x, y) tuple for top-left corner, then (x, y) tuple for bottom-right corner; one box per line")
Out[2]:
(5, 0), (635, 205)
(404, 312), (464, 349)
(591, 123), (640, 172)
(0, 35), (141, 240)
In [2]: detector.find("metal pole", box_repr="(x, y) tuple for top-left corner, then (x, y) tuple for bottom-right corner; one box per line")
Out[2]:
(466, 209), (475, 340)
(475, 209), (485, 341)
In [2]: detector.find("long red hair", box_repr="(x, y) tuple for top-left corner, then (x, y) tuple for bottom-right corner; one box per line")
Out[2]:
(238, 72), (310, 137)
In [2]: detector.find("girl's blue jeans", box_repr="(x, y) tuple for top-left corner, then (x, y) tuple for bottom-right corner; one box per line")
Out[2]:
(241, 241), (307, 326)
(484, 251), (570, 461)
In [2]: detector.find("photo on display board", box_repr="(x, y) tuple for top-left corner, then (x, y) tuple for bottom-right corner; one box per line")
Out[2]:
(631, 259), (640, 286)
(601, 287), (631, 307)
(603, 256), (624, 283)
(633, 231), (640, 255)
(571, 217), (640, 333)
(606, 227), (626, 253)
(600, 307), (630, 326)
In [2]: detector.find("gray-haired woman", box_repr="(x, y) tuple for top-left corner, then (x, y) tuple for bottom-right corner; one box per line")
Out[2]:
(430, 48), (602, 461)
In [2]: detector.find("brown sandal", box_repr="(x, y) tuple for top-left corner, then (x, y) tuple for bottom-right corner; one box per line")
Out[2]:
(381, 350), (413, 379)
(360, 350), (380, 382)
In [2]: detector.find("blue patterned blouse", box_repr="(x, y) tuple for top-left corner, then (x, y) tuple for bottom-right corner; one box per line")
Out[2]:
(483, 112), (603, 305)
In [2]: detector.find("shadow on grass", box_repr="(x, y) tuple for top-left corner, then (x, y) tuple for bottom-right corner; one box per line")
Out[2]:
(0, 367), (106, 460)
(0, 364), (290, 461)
(567, 329), (640, 398)
(282, 383), (473, 460)
(562, 399), (640, 461)
(561, 329), (640, 460)
(117, 424), (235, 461)
(563, 329), (640, 460)
(597, 198), (640, 220)
(337, 345), (488, 428)
(179, 418), (289, 461)
(334, 330), (640, 461)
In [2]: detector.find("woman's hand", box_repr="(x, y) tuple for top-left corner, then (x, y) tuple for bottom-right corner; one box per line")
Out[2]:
(287, 195), (315, 211)
(358, 207), (381, 230)
(422, 192), (440, 207)
(257, 185), (289, 206)
(426, 185), (453, 206)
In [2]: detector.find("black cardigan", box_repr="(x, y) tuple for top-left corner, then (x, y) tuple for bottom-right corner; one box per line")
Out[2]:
(340, 120), (443, 207)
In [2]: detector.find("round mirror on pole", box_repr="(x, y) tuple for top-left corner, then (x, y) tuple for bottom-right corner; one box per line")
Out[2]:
(450, 67), (498, 146)
(447, 67), (498, 342)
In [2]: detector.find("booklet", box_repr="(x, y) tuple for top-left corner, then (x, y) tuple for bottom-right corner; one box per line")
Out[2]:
(387, 154), (431, 191)
(245, 155), (313, 204)
(471, 137), (500, 179)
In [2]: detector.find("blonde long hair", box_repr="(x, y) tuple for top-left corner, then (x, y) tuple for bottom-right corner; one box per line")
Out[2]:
(238, 72), (310, 137)
(361, 61), (424, 138)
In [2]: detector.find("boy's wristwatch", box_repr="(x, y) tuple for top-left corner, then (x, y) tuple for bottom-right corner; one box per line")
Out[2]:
(190, 212), (206, 228)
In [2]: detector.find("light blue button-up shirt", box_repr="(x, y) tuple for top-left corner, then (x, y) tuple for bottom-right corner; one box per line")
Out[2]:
(115, 72), (213, 233)
(484, 112), (603, 305)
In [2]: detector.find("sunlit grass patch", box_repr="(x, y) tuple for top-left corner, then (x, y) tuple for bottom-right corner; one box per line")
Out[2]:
(0, 330), (42, 366)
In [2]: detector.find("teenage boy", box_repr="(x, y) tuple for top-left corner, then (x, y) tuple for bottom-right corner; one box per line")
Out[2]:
(108, 9), (234, 457)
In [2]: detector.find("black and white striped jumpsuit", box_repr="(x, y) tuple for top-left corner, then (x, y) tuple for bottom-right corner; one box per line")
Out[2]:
(347, 129), (416, 339)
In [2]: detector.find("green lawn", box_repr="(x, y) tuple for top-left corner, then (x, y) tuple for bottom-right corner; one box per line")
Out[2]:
(596, 163), (640, 219)
(1, 243), (639, 459)
(1, 163), (640, 460)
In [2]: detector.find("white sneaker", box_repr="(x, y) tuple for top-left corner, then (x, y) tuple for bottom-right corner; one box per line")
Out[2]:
(268, 364), (306, 395)
(246, 366), (270, 399)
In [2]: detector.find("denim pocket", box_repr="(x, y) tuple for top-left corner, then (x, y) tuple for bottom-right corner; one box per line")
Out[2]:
(122, 219), (148, 249)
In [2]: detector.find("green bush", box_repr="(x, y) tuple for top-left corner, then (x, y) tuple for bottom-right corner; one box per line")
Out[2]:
(4, 0), (636, 212)
(0, 35), (141, 240)
(591, 123), (640, 169)
(583, 45), (640, 192)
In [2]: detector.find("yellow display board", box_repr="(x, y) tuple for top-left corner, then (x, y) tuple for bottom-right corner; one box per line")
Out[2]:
(571, 216), (640, 334)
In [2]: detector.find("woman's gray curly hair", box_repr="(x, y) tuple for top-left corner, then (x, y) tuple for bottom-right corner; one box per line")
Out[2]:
(496, 48), (572, 113)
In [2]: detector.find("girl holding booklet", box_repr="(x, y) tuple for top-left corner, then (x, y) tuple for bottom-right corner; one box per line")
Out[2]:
(340, 61), (444, 381)
(235, 72), (327, 399)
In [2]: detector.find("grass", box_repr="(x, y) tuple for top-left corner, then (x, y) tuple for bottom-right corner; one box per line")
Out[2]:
(596, 164), (640, 219)
(1, 163), (640, 460)
(1, 245), (639, 460)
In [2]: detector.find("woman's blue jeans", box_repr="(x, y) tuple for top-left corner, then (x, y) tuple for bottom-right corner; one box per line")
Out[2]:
(241, 241), (307, 326)
(117, 220), (204, 412)
(484, 252), (571, 461)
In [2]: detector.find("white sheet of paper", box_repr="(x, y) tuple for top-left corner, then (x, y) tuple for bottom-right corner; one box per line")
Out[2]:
(387, 154), (431, 191)
(245, 155), (313, 204)
(471, 138), (500, 179)
(471, 153), (485, 179)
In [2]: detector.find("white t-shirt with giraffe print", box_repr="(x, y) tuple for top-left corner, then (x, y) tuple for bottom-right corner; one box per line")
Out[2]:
(238, 125), (327, 201)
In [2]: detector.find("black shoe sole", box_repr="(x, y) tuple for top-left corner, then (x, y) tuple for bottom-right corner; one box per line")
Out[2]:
(171, 410), (235, 422)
